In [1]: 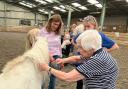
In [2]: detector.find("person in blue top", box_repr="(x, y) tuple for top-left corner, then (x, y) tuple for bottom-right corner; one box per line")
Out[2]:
(72, 15), (119, 89)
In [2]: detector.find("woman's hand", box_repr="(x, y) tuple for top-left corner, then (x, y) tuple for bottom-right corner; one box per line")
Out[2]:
(38, 63), (50, 71)
(49, 54), (55, 62)
(56, 58), (64, 64)
(56, 58), (64, 69)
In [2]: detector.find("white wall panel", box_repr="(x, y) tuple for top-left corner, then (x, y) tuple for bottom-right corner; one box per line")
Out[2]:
(0, 18), (5, 26)
(6, 4), (27, 12)
(6, 19), (19, 26)
(0, 1), (4, 10)
(0, 1), (47, 26)
(0, 12), (4, 17)
(7, 11), (24, 18)
(24, 12), (35, 19)
(105, 16), (127, 25)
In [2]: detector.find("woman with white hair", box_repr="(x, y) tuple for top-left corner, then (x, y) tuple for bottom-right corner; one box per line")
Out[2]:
(73, 15), (119, 89)
(38, 30), (118, 89)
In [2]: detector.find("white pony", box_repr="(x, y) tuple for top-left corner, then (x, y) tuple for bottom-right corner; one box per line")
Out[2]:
(0, 37), (49, 89)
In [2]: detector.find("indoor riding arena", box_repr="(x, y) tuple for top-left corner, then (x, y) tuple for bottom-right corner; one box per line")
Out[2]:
(0, 0), (128, 89)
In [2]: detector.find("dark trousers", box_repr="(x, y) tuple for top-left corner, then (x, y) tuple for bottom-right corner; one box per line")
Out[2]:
(48, 55), (61, 89)
(62, 44), (71, 57)
(41, 55), (61, 89)
(76, 80), (83, 89)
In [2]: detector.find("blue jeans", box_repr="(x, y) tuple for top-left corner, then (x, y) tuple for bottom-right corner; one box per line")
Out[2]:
(48, 55), (61, 89)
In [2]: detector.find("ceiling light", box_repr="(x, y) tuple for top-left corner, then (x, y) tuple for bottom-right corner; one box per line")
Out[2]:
(60, 9), (66, 12)
(79, 6), (88, 10)
(44, 11), (48, 14)
(35, 0), (47, 5)
(95, 3), (102, 8)
(19, 1), (36, 8)
(38, 9), (45, 12)
(28, 3), (36, 7)
(126, 0), (128, 2)
(90, 11), (101, 14)
(115, 0), (122, 1)
(45, 0), (53, 3)
(53, 6), (61, 10)
(87, 0), (99, 4)
(38, 9), (48, 14)
(50, 11), (54, 14)
(60, 5), (65, 9)
(71, 2), (81, 7)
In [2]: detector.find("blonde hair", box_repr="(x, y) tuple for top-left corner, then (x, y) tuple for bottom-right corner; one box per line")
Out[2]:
(76, 30), (102, 51)
(46, 14), (63, 35)
(83, 15), (98, 30)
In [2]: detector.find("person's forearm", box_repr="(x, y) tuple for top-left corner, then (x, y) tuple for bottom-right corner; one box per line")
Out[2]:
(48, 68), (84, 82)
(107, 43), (119, 52)
(63, 56), (80, 64)
(39, 64), (84, 82)
(49, 68), (71, 82)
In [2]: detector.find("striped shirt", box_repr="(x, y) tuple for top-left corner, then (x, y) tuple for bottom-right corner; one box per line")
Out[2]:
(39, 27), (62, 56)
(76, 48), (118, 89)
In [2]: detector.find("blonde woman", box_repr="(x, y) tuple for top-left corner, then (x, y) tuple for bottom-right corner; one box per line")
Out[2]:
(83, 15), (119, 51)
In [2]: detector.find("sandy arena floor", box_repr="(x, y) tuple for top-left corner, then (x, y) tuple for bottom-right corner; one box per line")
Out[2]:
(0, 32), (128, 89)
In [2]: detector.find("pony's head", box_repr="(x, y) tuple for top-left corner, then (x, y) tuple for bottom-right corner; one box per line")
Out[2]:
(25, 36), (50, 64)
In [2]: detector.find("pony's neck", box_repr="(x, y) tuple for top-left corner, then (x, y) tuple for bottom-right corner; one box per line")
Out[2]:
(25, 38), (49, 64)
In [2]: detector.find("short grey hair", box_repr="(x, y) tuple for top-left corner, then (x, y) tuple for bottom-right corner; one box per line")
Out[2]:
(76, 30), (102, 51)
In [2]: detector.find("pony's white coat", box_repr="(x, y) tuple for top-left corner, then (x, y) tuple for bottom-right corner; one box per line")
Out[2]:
(0, 37), (49, 89)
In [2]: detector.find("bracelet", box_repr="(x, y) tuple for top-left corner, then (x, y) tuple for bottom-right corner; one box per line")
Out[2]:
(48, 67), (52, 72)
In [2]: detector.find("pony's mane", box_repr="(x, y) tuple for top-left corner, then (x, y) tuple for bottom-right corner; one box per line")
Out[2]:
(2, 37), (49, 73)
(2, 55), (26, 73)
